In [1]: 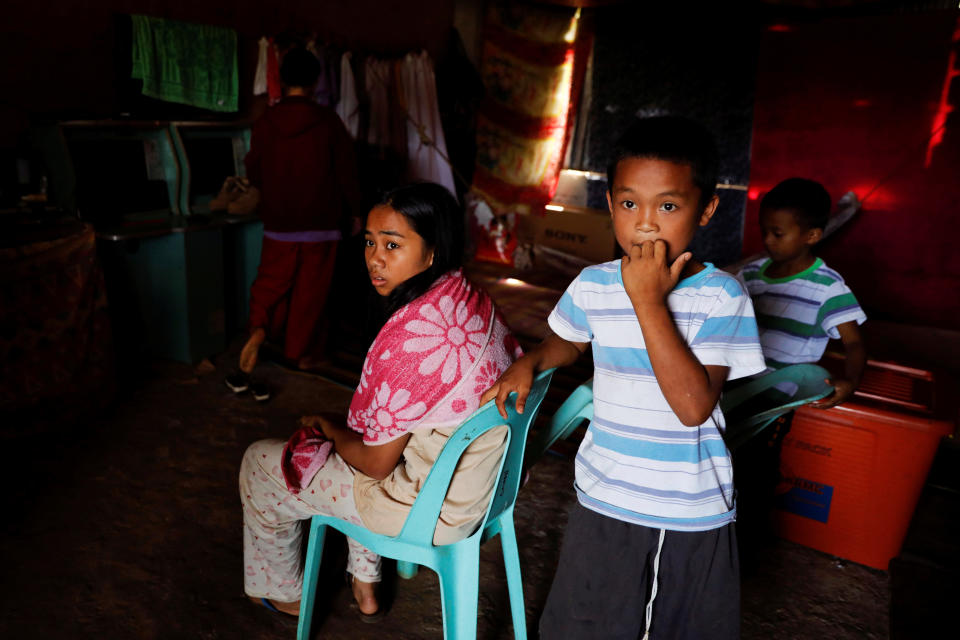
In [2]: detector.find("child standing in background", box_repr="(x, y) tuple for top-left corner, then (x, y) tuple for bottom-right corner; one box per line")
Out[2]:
(226, 47), (362, 400)
(735, 177), (867, 566)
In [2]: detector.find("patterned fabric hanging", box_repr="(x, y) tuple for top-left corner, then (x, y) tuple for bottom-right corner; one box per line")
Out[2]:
(470, 3), (581, 216)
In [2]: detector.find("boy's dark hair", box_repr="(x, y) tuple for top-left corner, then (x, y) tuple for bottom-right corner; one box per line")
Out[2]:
(280, 47), (322, 88)
(760, 178), (832, 231)
(606, 115), (719, 210)
(377, 182), (465, 315)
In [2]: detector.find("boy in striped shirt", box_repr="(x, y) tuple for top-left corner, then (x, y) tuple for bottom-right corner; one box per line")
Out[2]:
(738, 177), (867, 406)
(483, 116), (766, 640)
(734, 178), (866, 567)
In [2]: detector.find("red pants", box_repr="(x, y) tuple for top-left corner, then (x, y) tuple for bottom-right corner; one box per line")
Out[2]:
(248, 238), (337, 362)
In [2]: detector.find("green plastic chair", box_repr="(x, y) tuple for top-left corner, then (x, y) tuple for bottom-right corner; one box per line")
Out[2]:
(720, 363), (834, 451)
(521, 364), (832, 467)
(296, 369), (556, 640)
(524, 378), (593, 470)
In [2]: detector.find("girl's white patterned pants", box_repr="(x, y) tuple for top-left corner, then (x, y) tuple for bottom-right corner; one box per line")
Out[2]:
(240, 439), (381, 603)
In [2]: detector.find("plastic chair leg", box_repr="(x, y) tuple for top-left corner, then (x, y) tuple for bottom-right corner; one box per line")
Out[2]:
(297, 521), (328, 640)
(498, 516), (527, 640)
(437, 550), (480, 640)
(397, 560), (419, 579)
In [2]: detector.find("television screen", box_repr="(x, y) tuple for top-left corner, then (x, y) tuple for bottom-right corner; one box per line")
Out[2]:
(69, 138), (172, 224)
(183, 136), (240, 203)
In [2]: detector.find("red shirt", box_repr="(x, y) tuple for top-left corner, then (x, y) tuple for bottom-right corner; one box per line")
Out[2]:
(245, 96), (362, 232)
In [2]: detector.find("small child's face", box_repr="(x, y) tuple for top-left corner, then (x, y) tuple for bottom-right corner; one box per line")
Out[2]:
(759, 207), (821, 264)
(607, 157), (718, 263)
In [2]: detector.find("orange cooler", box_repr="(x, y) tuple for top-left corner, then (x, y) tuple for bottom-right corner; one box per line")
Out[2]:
(774, 360), (955, 570)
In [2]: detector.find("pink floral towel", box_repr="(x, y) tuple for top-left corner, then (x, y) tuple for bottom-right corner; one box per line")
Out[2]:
(281, 425), (333, 493)
(347, 269), (521, 444)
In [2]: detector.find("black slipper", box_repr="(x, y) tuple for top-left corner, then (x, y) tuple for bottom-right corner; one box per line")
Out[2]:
(251, 382), (271, 402)
(225, 371), (250, 393)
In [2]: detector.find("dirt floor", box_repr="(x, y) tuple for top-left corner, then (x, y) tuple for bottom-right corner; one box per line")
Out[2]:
(0, 342), (891, 640)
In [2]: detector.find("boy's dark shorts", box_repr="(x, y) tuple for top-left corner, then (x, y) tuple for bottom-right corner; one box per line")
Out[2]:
(539, 503), (740, 640)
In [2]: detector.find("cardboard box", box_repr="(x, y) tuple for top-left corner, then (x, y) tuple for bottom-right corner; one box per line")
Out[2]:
(518, 204), (616, 263)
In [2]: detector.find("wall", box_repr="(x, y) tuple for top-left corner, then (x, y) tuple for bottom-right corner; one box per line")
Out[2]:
(0, 0), (455, 147)
(576, 4), (760, 267)
(744, 11), (959, 330)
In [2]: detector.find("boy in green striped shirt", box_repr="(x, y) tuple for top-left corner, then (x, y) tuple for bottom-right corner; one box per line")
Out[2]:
(738, 177), (866, 407)
(735, 178), (866, 568)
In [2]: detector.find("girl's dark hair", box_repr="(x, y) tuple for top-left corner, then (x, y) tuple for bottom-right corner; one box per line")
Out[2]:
(377, 183), (464, 315)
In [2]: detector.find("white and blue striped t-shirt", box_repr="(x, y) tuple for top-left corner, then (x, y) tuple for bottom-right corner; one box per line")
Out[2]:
(548, 260), (766, 531)
(739, 257), (866, 370)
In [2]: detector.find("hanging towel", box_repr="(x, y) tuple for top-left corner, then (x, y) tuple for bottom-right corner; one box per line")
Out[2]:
(365, 57), (393, 148)
(253, 37), (269, 95)
(346, 269), (519, 444)
(266, 39), (282, 105)
(281, 424), (334, 493)
(336, 52), (360, 139)
(306, 40), (339, 107)
(398, 51), (457, 197)
(130, 15), (238, 112)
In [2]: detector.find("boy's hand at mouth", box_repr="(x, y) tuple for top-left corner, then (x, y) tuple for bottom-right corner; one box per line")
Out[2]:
(621, 239), (691, 307)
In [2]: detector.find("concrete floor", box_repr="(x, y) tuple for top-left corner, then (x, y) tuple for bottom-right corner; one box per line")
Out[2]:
(0, 346), (890, 640)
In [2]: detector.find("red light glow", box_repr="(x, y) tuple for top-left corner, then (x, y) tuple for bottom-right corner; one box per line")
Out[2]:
(926, 18), (960, 168)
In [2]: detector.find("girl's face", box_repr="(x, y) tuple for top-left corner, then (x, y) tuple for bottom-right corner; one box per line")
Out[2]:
(364, 205), (434, 296)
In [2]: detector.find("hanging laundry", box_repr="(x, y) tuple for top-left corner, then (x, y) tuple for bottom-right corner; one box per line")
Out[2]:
(435, 29), (486, 195)
(365, 57), (393, 148)
(130, 15), (238, 112)
(470, 3), (581, 215)
(305, 40), (339, 107)
(336, 52), (360, 138)
(253, 37), (269, 95)
(266, 39), (282, 105)
(324, 49), (340, 107)
(396, 51), (457, 197)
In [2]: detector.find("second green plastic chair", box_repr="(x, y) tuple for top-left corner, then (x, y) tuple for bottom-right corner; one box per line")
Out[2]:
(524, 363), (833, 467)
(720, 363), (834, 451)
(524, 378), (594, 470)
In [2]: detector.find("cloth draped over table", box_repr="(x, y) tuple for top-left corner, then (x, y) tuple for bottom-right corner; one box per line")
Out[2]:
(131, 15), (238, 112)
(0, 224), (113, 430)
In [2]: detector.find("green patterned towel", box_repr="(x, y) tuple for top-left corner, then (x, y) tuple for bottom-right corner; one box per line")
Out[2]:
(131, 15), (238, 112)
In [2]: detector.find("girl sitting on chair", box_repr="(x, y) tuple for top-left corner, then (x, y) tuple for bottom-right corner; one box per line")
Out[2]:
(239, 183), (522, 621)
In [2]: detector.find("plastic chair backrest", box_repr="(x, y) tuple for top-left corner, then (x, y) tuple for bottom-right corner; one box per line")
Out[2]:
(524, 378), (593, 470)
(393, 368), (555, 544)
(721, 363), (833, 450)
(485, 368), (554, 526)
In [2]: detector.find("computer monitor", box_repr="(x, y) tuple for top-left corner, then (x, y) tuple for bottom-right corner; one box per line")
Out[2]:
(177, 127), (249, 211)
(68, 136), (175, 225)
